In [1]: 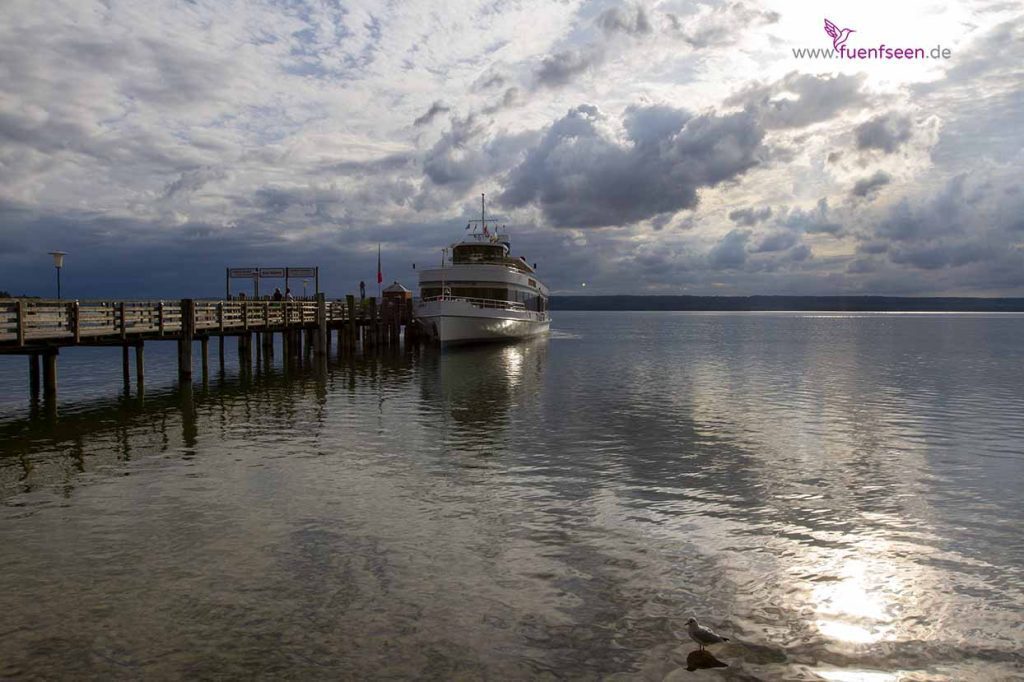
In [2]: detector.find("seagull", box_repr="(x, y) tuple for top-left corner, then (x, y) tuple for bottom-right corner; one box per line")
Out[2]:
(823, 18), (855, 51)
(686, 617), (730, 650)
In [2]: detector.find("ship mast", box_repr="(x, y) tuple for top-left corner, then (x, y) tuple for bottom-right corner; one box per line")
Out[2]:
(467, 193), (493, 233)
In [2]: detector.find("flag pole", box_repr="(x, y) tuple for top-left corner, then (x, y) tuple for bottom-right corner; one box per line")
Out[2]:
(377, 243), (382, 300)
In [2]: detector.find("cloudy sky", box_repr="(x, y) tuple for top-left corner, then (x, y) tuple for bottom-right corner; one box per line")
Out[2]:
(1, 0), (1022, 298)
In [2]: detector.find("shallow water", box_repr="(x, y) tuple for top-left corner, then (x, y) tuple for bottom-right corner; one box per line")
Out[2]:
(1, 312), (1023, 679)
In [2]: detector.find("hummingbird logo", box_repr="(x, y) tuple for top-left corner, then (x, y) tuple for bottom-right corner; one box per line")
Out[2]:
(824, 18), (855, 51)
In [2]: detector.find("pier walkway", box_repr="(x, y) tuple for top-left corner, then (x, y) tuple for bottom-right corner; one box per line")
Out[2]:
(0, 295), (418, 403)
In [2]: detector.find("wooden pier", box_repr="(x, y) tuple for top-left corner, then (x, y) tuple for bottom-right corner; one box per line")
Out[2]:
(0, 295), (419, 404)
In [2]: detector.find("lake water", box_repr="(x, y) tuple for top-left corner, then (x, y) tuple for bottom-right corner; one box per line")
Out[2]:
(1, 312), (1023, 680)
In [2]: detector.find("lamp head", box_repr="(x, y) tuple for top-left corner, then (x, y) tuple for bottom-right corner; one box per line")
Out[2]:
(48, 251), (66, 268)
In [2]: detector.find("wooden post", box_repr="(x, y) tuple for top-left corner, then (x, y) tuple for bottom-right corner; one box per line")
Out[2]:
(218, 302), (224, 333)
(119, 301), (127, 340)
(16, 300), (25, 346)
(315, 293), (327, 356)
(122, 343), (131, 392)
(135, 342), (145, 395)
(238, 333), (251, 372)
(178, 299), (194, 381)
(346, 295), (356, 349)
(158, 301), (165, 335)
(43, 348), (58, 402)
(70, 301), (80, 343)
(367, 297), (377, 348)
(29, 354), (40, 400)
(200, 336), (209, 381)
(218, 335), (225, 372)
(405, 299), (416, 345)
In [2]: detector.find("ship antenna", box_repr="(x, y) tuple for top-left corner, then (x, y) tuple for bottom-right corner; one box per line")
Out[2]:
(481, 193), (486, 229)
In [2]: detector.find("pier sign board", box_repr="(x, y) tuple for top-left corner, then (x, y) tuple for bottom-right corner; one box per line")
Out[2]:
(226, 265), (319, 298)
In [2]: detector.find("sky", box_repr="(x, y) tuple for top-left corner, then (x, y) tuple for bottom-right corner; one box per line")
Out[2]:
(1, 0), (1022, 298)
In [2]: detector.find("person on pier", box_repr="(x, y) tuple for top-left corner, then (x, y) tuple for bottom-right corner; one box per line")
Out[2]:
(272, 287), (283, 301)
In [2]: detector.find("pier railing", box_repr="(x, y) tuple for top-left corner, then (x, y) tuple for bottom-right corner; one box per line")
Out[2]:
(2, 296), (420, 406)
(0, 299), (371, 345)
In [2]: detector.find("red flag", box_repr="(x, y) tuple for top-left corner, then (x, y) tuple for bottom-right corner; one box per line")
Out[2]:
(377, 243), (383, 284)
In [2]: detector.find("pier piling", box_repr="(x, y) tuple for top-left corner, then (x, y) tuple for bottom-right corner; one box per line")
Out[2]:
(29, 354), (40, 400)
(122, 343), (131, 392)
(178, 299), (194, 381)
(43, 349), (57, 402)
(135, 342), (145, 395)
(200, 337), (209, 381)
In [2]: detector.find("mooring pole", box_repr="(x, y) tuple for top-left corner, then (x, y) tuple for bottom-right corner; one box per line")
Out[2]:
(135, 341), (145, 396)
(29, 353), (40, 401)
(178, 299), (194, 381)
(122, 343), (131, 393)
(201, 336), (209, 382)
(43, 348), (58, 402)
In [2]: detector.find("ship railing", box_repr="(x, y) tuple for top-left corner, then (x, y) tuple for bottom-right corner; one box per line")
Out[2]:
(419, 295), (531, 313)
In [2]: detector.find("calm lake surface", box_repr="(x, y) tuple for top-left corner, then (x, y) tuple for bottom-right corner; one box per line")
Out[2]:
(1, 312), (1023, 680)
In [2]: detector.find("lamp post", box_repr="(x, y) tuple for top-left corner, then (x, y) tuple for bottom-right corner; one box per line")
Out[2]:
(48, 251), (66, 299)
(303, 279), (309, 299)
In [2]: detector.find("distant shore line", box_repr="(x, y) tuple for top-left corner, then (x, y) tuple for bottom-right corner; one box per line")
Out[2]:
(550, 295), (1024, 312)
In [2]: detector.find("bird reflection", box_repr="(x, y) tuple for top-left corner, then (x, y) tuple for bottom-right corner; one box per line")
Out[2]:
(685, 648), (728, 671)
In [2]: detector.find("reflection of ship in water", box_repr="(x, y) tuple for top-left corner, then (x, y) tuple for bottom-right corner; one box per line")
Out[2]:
(419, 337), (548, 440)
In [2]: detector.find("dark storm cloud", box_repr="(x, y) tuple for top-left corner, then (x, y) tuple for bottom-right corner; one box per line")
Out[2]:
(751, 230), (798, 253)
(708, 229), (750, 269)
(413, 101), (450, 126)
(729, 205), (772, 226)
(876, 174), (970, 242)
(323, 152), (416, 175)
(534, 45), (606, 88)
(499, 104), (765, 228)
(162, 166), (226, 199)
(854, 113), (912, 153)
(0, 198), (456, 299)
(726, 72), (869, 128)
(422, 114), (486, 186)
(422, 115), (537, 190)
(851, 170), (892, 198)
(845, 258), (879, 274)
(780, 198), (843, 235)
(888, 240), (997, 270)
(596, 5), (652, 36)
(863, 171), (1024, 280)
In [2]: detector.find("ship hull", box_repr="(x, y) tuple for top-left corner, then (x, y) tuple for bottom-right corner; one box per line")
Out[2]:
(417, 300), (549, 346)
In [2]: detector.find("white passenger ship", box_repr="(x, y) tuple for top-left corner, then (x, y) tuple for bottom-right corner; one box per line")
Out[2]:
(417, 195), (550, 346)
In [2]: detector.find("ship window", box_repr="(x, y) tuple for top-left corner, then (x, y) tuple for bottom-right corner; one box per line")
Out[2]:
(453, 244), (505, 263)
